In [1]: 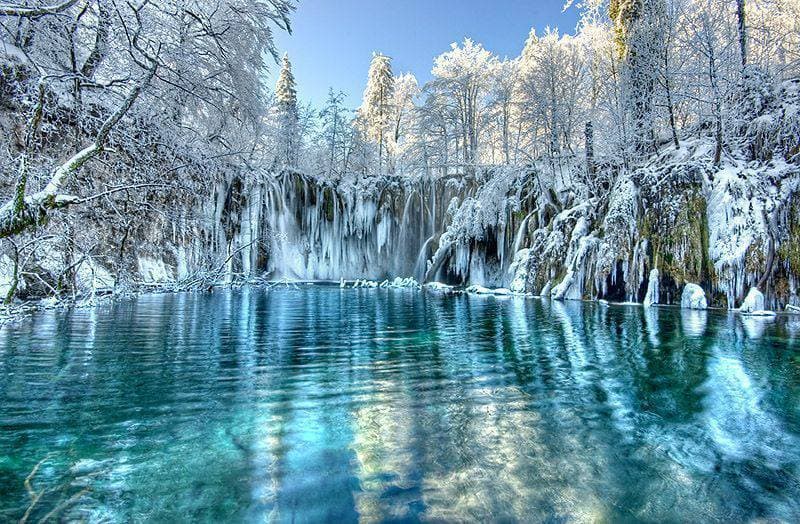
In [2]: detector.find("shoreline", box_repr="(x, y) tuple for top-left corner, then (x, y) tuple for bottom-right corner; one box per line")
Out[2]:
(3, 279), (799, 327)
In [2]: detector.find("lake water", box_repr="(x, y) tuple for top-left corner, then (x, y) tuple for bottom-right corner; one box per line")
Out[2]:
(1, 286), (800, 522)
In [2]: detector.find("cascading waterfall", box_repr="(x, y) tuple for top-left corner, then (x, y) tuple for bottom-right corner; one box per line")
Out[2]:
(203, 170), (526, 288)
(213, 173), (481, 283)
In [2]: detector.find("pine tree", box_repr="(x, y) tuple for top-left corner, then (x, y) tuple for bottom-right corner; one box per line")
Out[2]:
(359, 53), (395, 174)
(275, 53), (299, 167)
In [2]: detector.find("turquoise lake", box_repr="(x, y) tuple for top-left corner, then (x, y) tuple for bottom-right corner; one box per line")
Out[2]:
(1, 286), (800, 522)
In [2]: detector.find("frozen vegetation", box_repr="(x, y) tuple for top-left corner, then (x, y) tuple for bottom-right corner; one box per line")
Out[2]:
(1, 0), (799, 311)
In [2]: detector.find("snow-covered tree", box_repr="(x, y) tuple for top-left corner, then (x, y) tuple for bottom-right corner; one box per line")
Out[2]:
(429, 38), (496, 168)
(391, 73), (419, 165)
(610, 0), (667, 157)
(275, 53), (300, 168)
(316, 89), (352, 179)
(518, 29), (587, 161)
(359, 53), (395, 173)
(487, 59), (519, 164)
(0, 0), (296, 239)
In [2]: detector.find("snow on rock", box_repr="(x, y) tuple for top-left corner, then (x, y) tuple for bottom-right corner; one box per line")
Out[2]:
(746, 310), (777, 317)
(466, 285), (513, 296)
(643, 269), (660, 308)
(786, 305), (800, 315)
(0, 255), (23, 300)
(352, 279), (379, 288)
(384, 277), (420, 289)
(137, 257), (175, 283)
(551, 216), (598, 301)
(508, 248), (530, 294)
(596, 174), (640, 298)
(739, 287), (765, 314)
(424, 282), (458, 294)
(75, 259), (115, 295)
(681, 283), (708, 310)
(705, 166), (765, 307)
(348, 278), (420, 289)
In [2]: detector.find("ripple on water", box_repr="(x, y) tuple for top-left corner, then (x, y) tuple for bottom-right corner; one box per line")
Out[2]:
(0, 288), (800, 522)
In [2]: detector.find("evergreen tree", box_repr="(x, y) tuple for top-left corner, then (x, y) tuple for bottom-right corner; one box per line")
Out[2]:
(359, 53), (395, 173)
(275, 53), (299, 167)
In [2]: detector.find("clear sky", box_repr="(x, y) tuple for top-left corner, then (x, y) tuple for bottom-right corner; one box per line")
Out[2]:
(267, 0), (581, 108)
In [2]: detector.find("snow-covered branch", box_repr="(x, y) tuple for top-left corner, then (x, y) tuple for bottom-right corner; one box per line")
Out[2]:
(0, 0), (79, 17)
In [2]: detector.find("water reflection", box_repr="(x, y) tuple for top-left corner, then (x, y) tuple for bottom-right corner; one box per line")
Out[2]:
(740, 315), (776, 340)
(1, 289), (800, 522)
(681, 309), (708, 338)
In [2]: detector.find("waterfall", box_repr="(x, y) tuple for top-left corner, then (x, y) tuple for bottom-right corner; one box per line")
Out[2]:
(414, 235), (437, 282)
(512, 212), (533, 255)
(197, 171), (524, 288)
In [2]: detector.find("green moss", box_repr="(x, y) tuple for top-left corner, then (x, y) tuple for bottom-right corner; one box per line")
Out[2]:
(322, 188), (335, 222)
(778, 201), (800, 275)
(640, 190), (714, 285)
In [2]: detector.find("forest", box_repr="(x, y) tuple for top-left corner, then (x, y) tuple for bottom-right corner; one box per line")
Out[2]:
(1, 0), (799, 310)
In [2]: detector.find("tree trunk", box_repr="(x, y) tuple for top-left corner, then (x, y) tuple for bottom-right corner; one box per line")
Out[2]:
(585, 121), (595, 177)
(737, 0), (748, 69)
(663, 53), (680, 149)
(707, 30), (724, 166)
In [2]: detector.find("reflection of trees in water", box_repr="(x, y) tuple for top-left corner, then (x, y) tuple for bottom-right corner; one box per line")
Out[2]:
(3, 290), (800, 521)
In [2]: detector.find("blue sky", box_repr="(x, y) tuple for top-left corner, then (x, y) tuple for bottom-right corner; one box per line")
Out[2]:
(268, 0), (581, 108)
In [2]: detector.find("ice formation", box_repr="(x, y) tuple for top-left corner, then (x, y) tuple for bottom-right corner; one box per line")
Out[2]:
(681, 284), (708, 310)
(739, 288), (766, 314)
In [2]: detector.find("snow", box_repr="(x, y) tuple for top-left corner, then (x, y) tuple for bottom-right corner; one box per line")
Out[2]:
(466, 285), (513, 296)
(744, 310), (777, 317)
(739, 287), (765, 314)
(508, 248), (530, 294)
(643, 269), (659, 308)
(347, 278), (420, 289)
(424, 282), (458, 294)
(75, 258), (115, 295)
(551, 216), (598, 301)
(2, 2), (799, 312)
(386, 277), (420, 289)
(681, 284), (708, 310)
(0, 255), (22, 299)
(138, 257), (175, 283)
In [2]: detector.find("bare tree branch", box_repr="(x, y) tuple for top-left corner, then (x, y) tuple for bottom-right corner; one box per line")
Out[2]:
(0, 0), (80, 17)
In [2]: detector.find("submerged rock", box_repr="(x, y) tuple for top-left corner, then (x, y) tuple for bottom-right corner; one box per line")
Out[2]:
(739, 287), (765, 314)
(681, 284), (708, 310)
(746, 310), (777, 317)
